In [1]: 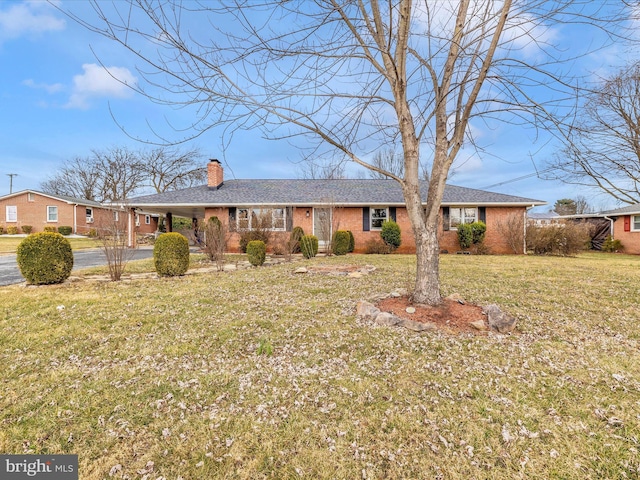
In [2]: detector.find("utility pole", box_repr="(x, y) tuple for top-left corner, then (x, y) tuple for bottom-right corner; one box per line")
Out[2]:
(7, 173), (17, 194)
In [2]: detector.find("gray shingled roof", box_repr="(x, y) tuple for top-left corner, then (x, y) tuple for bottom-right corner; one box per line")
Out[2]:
(602, 204), (640, 216)
(129, 179), (544, 207)
(0, 189), (103, 207)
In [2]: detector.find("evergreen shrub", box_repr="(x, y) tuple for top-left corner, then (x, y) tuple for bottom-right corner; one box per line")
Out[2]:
(347, 230), (355, 252)
(300, 234), (319, 259)
(58, 226), (73, 236)
(381, 220), (401, 251)
(16, 232), (73, 285)
(247, 240), (266, 266)
(332, 230), (351, 255)
(154, 232), (190, 276)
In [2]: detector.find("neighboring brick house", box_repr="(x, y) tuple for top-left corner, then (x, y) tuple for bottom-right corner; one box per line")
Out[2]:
(568, 204), (640, 254)
(0, 190), (158, 236)
(127, 159), (545, 254)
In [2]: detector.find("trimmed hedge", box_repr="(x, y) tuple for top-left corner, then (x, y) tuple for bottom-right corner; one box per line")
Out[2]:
(154, 232), (190, 276)
(43, 226), (57, 233)
(247, 240), (266, 266)
(21, 225), (33, 234)
(16, 232), (73, 285)
(332, 230), (350, 256)
(58, 226), (73, 236)
(300, 234), (318, 259)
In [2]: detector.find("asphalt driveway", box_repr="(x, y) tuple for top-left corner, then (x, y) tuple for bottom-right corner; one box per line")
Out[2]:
(0, 247), (155, 286)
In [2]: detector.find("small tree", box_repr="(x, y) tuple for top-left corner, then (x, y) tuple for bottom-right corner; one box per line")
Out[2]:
(95, 209), (134, 281)
(496, 213), (525, 254)
(199, 216), (230, 271)
(381, 220), (401, 251)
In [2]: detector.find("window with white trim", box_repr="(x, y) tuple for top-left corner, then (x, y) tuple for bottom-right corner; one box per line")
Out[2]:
(27, 193), (34, 202)
(6, 205), (17, 222)
(236, 208), (286, 231)
(632, 215), (640, 231)
(86, 207), (94, 222)
(47, 206), (58, 222)
(370, 208), (388, 230)
(449, 207), (477, 230)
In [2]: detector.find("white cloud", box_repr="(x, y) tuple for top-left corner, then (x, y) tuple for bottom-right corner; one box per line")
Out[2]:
(0, 1), (65, 42)
(66, 63), (137, 109)
(23, 78), (64, 94)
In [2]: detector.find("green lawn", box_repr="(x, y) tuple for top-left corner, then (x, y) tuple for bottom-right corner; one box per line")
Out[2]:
(0, 236), (101, 254)
(1, 253), (639, 479)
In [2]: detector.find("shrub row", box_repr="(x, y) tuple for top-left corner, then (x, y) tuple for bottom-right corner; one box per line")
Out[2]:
(0, 225), (71, 235)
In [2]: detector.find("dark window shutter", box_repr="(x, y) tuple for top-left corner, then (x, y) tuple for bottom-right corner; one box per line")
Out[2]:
(478, 207), (486, 224)
(286, 206), (293, 232)
(363, 207), (370, 231)
(229, 207), (236, 221)
(624, 215), (631, 232)
(442, 207), (450, 231)
(389, 207), (396, 222)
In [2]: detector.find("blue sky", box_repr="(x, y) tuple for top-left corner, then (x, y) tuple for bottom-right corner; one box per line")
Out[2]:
(0, 1), (635, 212)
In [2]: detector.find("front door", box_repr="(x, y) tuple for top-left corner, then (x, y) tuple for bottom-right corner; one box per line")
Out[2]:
(313, 208), (332, 252)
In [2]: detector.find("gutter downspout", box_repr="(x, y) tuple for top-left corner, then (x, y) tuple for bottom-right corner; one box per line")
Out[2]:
(604, 216), (614, 241)
(524, 205), (535, 254)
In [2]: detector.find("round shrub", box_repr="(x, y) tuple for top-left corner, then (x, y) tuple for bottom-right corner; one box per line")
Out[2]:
(58, 226), (73, 236)
(6, 225), (19, 235)
(381, 220), (401, 251)
(247, 240), (266, 266)
(16, 232), (73, 285)
(470, 221), (486, 245)
(347, 230), (355, 253)
(239, 230), (270, 253)
(332, 230), (350, 256)
(21, 225), (33, 234)
(43, 226), (57, 233)
(154, 232), (190, 276)
(300, 234), (318, 259)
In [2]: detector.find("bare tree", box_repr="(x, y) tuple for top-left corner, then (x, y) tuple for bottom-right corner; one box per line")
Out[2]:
(40, 157), (102, 201)
(547, 64), (640, 205)
(140, 147), (205, 193)
(298, 158), (347, 180)
(41, 146), (203, 202)
(63, 1), (635, 304)
(368, 149), (429, 181)
(95, 207), (135, 281)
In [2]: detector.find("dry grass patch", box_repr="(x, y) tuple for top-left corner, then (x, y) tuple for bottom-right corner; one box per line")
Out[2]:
(1, 253), (639, 479)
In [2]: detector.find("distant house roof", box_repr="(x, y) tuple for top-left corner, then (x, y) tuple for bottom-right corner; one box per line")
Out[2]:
(0, 189), (103, 207)
(601, 204), (640, 216)
(126, 179), (545, 218)
(527, 212), (560, 220)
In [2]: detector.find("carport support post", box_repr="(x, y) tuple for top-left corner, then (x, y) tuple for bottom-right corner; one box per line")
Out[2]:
(166, 212), (173, 232)
(128, 208), (135, 248)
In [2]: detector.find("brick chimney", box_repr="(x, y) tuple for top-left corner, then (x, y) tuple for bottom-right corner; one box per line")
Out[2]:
(207, 159), (223, 189)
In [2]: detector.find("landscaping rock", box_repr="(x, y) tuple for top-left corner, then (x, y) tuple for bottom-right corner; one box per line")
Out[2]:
(484, 304), (517, 333)
(470, 319), (488, 331)
(398, 318), (437, 332)
(356, 301), (380, 321)
(348, 271), (363, 278)
(374, 312), (401, 326)
(294, 267), (308, 274)
(405, 306), (416, 314)
(446, 293), (466, 304)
